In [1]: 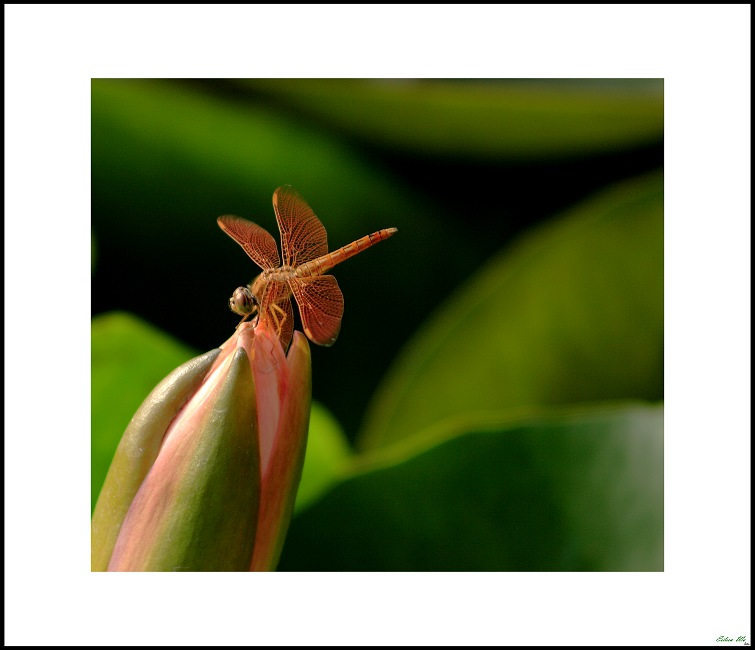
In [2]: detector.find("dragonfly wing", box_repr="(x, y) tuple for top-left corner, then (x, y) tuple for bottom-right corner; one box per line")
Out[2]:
(288, 275), (344, 347)
(273, 185), (328, 268)
(217, 215), (280, 270)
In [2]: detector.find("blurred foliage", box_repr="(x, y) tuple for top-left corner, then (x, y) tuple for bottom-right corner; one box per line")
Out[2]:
(92, 79), (663, 570)
(360, 171), (663, 449)
(280, 403), (663, 571)
(241, 78), (663, 159)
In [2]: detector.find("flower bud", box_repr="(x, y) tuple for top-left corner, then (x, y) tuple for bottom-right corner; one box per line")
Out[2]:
(92, 322), (311, 571)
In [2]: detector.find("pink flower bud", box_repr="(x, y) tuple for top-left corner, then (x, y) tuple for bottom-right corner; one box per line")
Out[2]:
(92, 322), (311, 571)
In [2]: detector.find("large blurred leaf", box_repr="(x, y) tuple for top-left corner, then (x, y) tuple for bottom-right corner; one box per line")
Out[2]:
(242, 79), (663, 160)
(92, 312), (353, 513)
(359, 172), (663, 450)
(279, 403), (663, 571)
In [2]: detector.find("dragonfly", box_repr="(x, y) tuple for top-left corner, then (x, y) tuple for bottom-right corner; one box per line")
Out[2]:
(218, 185), (397, 350)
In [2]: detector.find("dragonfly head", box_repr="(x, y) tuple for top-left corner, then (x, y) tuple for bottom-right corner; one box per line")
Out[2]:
(229, 286), (258, 317)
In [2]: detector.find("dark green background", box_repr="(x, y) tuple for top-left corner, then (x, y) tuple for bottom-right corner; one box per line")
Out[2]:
(92, 79), (663, 570)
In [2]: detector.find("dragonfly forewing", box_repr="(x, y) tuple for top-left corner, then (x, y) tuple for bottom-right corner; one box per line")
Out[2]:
(273, 185), (329, 268)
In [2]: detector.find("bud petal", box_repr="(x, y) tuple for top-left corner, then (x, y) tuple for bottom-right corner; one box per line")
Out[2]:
(108, 347), (260, 571)
(91, 348), (221, 571)
(92, 321), (312, 572)
(251, 329), (312, 571)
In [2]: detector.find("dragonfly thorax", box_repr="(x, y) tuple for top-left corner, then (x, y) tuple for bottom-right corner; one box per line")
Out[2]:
(258, 266), (296, 282)
(251, 269), (295, 301)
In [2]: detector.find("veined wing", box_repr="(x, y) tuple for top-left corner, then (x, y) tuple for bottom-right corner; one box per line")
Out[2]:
(273, 185), (328, 268)
(288, 275), (344, 347)
(217, 215), (280, 270)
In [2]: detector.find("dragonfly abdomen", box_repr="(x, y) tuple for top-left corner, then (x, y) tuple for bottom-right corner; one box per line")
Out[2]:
(297, 228), (398, 276)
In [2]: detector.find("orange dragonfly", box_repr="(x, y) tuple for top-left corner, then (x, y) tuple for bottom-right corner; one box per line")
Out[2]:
(218, 185), (397, 350)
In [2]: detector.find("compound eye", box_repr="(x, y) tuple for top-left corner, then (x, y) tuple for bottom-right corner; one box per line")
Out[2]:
(229, 287), (257, 316)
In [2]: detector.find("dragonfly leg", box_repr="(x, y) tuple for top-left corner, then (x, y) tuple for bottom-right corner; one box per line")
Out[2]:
(269, 302), (288, 338)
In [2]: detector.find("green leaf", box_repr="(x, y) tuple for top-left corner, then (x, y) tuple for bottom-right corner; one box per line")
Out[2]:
(359, 172), (663, 450)
(241, 79), (663, 160)
(91, 312), (200, 512)
(279, 403), (663, 571)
